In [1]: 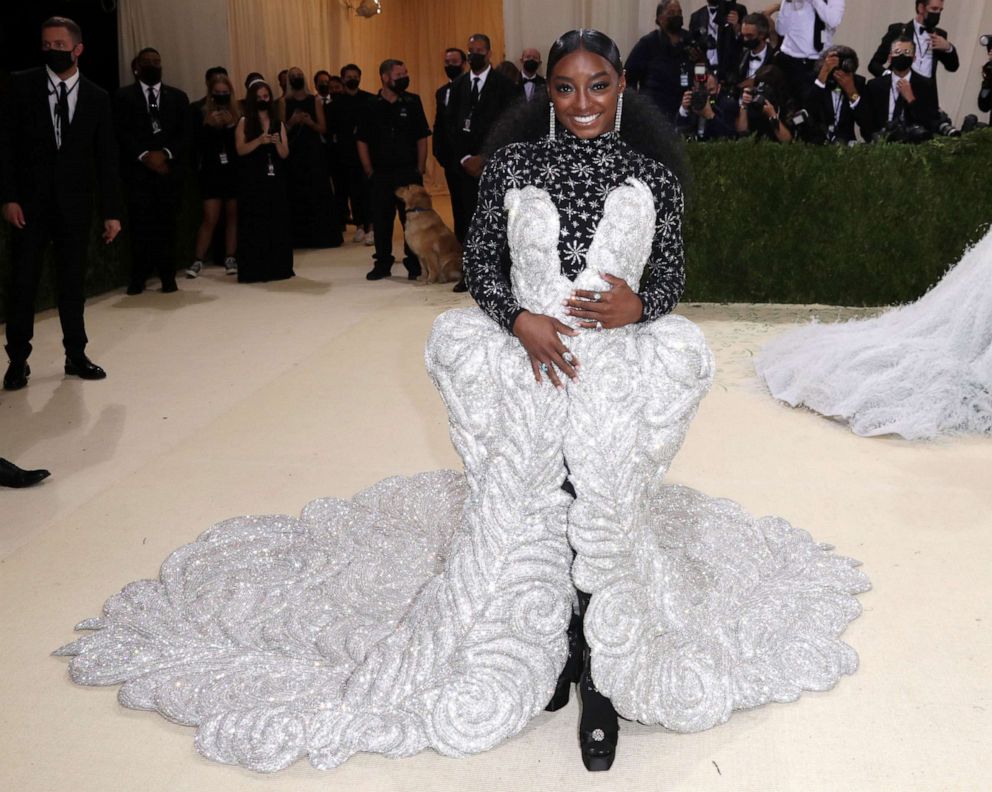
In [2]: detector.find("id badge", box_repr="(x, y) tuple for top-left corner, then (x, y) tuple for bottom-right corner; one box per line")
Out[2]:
(463, 117), (472, 132)
(151, 118), (162, 135)
(219, 152), (229, 165)
(266, 154), (275, 177)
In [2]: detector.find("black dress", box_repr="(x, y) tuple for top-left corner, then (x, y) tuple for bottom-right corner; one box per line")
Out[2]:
(195, 115), (237, 200)
(284, 95), (342, 249)
(236, 120), (294, 283)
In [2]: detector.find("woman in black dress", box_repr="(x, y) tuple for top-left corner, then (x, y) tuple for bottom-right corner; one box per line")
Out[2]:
(234, 80), (293, 283)
(188, 73), (239, 278)
(282, 66), (342, 249)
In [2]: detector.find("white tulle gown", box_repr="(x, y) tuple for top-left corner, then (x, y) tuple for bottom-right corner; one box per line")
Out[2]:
(56, 166), (870, 773)
(756, 229), (992, 440)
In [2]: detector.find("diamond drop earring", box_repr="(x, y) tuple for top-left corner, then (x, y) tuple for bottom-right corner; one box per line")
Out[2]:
(614, 92), (624, 134)
(549, 101), (556, 142)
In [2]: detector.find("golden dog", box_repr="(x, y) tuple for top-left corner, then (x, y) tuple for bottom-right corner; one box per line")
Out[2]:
(394, 185), (463, 284)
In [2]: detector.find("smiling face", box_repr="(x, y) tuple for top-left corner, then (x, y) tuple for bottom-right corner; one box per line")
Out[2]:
(549, 48), (625, 139)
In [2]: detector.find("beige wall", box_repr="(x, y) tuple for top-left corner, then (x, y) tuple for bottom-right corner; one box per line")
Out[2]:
(504, 0), (992, 125)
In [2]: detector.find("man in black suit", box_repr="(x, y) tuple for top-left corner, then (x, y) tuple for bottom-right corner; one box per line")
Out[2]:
(1, 17), (120, 391)
(434, 48), (467, 240)
(519, 48), (547, 102)
(688, 0), (748, 84)
(445, 33), (518, 292)
(865, 37), (939, 142)
(114, 47), (190, 294)
(626, 1), (698, 122)
(328, 64), (375, 244)
(800, 46), (871, 144)
(979, 50), (992, 123)
(868, 0), (959, 106)
(733, 12), (776, 90)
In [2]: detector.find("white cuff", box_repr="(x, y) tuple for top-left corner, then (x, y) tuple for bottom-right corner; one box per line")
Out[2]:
(678, 106), (690, 118)
(814, 79), (827, 89)
(460, 155), (471, 164)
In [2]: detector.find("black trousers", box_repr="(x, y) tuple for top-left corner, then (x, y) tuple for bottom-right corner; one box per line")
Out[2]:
(125, 170), (181, 289)
(369, 168), (422, 275)
(338, 157), (371, 231)
(775, 51), (818, 107)
(449, 165), (480, 245)
(5, 201), (90, 363)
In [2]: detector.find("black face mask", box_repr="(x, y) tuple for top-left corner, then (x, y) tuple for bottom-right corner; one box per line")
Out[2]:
(666, 16), (684, 33)
(391, 76), (410, 93)
(742, 37), (761, 51)
(43, 48), (75, 74)
(317, 83), (330, 96)
(344, 78), (360, 91)
(891, 54), (914, 72)
(213, 93), (231, 106)
(139, 65), (162, 85)
(522, 59), (540, 74)
(256, 99), (270, 112)
(467, 52), (488, 71)
(924, 11), (941, 32)
(289, 76), (305, 91)
(444, 64), (463, 80)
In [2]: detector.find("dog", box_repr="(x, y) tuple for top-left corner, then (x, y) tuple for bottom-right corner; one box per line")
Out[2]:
(394, 184), (463, 284)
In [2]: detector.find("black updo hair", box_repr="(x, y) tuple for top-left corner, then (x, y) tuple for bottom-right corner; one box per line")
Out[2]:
(483, 28), (688, 186)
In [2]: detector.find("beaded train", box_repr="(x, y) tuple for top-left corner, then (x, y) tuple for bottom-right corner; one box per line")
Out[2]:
(57, 140), (870, 772)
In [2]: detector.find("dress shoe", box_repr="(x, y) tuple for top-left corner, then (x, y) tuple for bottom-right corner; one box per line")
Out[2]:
(578, 647), (619, 772)
(0, 458), (51, 488)
(3, 361), (30, 391)
(161, 281), (179, 293)
(126, 283), (144, 295)
(406, 268), (422, 281)
(452, 278), (468, 293)
(366, 269), (390, 281)
(65, 355), (107, 380)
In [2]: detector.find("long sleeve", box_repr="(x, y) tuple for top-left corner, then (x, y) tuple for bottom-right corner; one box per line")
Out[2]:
(93, 88), (121, 219)
(811, 0), (844, 30)
(0, 74), (22, 204)
(463, 150), (522, 332)
(638, 165), (686, 322)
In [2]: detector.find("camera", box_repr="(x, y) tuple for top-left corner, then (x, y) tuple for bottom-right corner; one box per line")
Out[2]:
(962, 114), (989, 134)
(883, 121), (932, 144)
(980, 34), (992, 50)
(936, 111), (961, 138)
(983, 61), (992, 84)
(690, 64), (709, 113)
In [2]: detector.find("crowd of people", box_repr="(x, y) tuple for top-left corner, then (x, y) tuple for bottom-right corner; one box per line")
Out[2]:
(634, 0), (992, 144)
(3, 6), (992, 399)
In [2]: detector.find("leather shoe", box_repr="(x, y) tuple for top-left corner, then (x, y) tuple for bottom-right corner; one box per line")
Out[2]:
(65, 355), (107, 380)
(452, 278), (468, 293)
(366, 269), (390, 281)
(126, 283), (144, 295)
(161, 281), (179, 293)
(3, 361), (29, 391)
(0, 458), (51, 488)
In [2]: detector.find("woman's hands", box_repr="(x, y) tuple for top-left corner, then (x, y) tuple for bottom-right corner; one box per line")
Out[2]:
(512, 311), (580, 388)
(563, 272), (643, 330)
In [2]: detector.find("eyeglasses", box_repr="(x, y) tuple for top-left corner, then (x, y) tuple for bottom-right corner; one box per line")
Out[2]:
(891, 49), (914, 57)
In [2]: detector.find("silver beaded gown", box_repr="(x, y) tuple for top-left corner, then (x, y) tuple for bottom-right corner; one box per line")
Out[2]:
(56, 132), (870, 773)
(756, 229), (992, 440)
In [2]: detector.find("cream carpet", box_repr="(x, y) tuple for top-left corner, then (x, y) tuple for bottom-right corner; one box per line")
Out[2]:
(1, 235), (989, 791)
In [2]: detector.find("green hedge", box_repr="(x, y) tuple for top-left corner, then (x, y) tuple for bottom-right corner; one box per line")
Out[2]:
(2, 130), (991, 322)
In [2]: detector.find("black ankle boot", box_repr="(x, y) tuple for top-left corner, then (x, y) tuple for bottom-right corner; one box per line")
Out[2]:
(578, 647), (619, 772)
(545, 610), (584, 711)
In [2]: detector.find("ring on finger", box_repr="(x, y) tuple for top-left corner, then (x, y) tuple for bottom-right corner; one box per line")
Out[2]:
(562, 351), (574, 364)
(539, 362), (550, 373)
(596, 320), (603, 331)
(592, 291), (603, 302)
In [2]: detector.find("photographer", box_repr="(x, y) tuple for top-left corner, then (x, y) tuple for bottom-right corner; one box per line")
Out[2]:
(979, 43), (992, 123)
(677, 67), (740, 140)
(736, 64), (794, 142)
(868, 1), (958, 106)
(774, 0), (846, 106)
(800, 46), (870, 144)
(733, 12), (776, 90)
(626, 1), (698, 121)
(688, 0), (749, 84)
(865, 37), (939, 143)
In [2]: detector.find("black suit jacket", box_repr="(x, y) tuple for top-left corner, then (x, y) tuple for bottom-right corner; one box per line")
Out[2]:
(446, 67), (518, 162)
(800, 74), (871, 143)
(865, 71), (939, 139)
(433, 82), (456, 167)
(113, 81), (191, 183)
(0, 67), (120, 223)
(868, 21), (959, 103)
(732, 42), (776, 87)
(689, 3), (748, 81)
(520, 73), (546, 101)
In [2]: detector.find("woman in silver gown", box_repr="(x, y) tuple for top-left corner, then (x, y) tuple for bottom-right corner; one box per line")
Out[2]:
(56, 30), (869, 774)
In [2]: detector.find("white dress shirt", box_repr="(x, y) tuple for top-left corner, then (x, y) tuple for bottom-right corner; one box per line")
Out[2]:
(746, 43), (769, 78)
(137, 80), (172, 161)
(706, 6), (720, 67)
(776, 0), (845, 60)
(521, 71), (539, 101)
(889, 70), (912, 122)
(912, 23), (935, 79)
(459, 66), (492, 164)
(46, 65), (80, 148)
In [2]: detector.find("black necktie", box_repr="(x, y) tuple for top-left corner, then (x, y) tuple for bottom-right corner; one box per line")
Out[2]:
(813, 8), (826, 52)
(470, 77), (480, 107)
(56, 82), (70, 144)
(147, 86), (159, 116)
(750, 53), (763, 62)
(522, 76), (536, 83)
